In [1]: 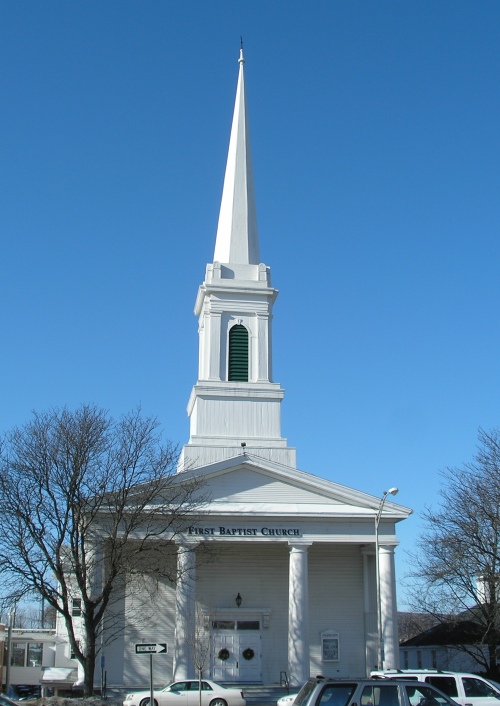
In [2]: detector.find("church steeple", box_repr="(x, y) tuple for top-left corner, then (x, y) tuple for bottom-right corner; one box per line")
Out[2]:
(178, 49), (295, 472)
(214, 48), (260, 265)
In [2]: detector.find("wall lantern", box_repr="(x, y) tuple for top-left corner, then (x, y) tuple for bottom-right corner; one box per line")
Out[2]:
(235, 593), (242, 608)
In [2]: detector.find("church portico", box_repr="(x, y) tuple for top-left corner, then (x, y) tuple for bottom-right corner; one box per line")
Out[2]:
(169, 506), (401, 684)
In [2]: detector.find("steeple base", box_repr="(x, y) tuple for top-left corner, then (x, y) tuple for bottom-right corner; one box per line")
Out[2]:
(178, 442), (296, 471)
(178, 380), (296, 471)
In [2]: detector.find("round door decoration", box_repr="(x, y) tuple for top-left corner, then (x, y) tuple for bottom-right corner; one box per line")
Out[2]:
(218, 648), (230, 661)
(242, 647), (255, 661)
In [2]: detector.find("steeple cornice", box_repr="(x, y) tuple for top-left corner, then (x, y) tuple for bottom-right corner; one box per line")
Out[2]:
(213, 48), (260, 265)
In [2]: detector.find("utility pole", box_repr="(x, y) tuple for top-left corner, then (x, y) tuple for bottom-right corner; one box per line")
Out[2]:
(5, 608), (16, 694)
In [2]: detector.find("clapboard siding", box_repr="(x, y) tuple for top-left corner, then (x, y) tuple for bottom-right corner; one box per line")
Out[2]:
(308, 545), (366, 678)
(119, 565), (177, 688)
(207, 468), (343, 504)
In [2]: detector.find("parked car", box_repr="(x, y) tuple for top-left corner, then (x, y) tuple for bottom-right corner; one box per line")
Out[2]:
(370, 670), (500, 706)
(0, 696), (19, 706)
(123, 680), (246, 706)
(292, 676), (461, 706)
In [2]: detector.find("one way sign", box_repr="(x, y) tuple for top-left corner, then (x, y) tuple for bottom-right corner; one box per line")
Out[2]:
(135, 643), (168, 654)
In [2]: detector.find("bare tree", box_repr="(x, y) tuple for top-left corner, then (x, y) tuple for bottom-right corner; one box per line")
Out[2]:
(407, 428), (500, 678)
(188, 603), (212, 706)
(0, 405), (208, 696)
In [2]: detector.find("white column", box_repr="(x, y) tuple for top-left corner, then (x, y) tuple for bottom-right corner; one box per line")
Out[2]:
(208, 311), (222, 380)
(173, 543), (197, 679)
(256, 313), (269, 381)
(361, 547), (378, 672)
(379, 545), (399, 669)
(288, 542), (312, 686)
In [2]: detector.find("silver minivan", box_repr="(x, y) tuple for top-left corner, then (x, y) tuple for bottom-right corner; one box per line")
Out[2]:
(371, 670), (500, 706)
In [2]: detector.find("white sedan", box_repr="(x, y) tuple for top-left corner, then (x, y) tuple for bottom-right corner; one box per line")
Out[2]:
(123, 680), (246, 706)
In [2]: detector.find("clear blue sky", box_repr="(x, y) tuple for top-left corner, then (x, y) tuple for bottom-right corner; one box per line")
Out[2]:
(1, 1), (499, 609)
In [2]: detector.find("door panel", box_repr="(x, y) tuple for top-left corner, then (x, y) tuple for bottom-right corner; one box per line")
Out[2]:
(212, 630), (262, 682)
(213, 634), (238, 682)
(238, 633), (261, 682)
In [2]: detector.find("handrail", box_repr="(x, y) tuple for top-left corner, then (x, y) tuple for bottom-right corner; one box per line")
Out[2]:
(280, 671), (289, 692)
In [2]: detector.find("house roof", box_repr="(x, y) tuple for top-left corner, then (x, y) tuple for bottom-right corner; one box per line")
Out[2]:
(400, 619), (498, 647)
(40, 667), (78, 685)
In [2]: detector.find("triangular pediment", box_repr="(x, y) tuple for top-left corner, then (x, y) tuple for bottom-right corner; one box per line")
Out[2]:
(178, 453), (411, 520)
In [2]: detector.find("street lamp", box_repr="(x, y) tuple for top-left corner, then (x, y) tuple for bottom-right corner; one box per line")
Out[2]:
(375, 487), (398, 670)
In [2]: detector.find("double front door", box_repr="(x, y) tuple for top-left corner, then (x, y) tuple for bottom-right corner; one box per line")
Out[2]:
(212, 620), (261, 682)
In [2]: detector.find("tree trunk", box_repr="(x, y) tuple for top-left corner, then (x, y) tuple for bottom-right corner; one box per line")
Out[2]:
(83, 625), (97, 697)
(487, 642), (499, 681)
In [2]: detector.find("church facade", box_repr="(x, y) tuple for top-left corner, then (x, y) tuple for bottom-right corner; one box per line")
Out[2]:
(57, 50), (411, 690)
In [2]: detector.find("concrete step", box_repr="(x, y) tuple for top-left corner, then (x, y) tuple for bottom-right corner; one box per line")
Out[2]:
(236, 685), (292, 705)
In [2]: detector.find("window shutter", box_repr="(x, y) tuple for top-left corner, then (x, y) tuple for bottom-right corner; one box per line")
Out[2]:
(229, 324), (249, 381)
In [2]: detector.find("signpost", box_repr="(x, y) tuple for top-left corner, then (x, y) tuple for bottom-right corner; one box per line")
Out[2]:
(135, 643), (168, 706)
(135, 644), (168, 654)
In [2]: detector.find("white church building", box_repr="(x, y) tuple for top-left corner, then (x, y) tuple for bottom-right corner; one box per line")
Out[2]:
(57, 50), (412, 690)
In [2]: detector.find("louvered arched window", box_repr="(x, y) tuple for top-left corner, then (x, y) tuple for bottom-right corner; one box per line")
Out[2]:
(228, 324), (249, 381)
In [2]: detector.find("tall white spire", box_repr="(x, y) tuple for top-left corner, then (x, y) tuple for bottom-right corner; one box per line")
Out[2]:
(213, 48), (260, 265)
(178, 48), (296, 473)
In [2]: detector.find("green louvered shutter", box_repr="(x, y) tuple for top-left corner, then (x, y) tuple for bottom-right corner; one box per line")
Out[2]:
(228, 324), (249, 381)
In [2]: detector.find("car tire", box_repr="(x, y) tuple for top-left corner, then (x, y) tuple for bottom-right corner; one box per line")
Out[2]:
(209, 699), (227, 706)
(140, 699), (158, 706)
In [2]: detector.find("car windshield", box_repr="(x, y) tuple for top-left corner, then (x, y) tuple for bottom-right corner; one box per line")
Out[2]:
(485, 681), (500, 695)
(294, 680), (319, 706)
(163, 683), (189, 692)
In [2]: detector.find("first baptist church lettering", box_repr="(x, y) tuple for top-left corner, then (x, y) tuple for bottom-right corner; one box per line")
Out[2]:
(188, 527), (302, 537)
(55, 49), (412, 688)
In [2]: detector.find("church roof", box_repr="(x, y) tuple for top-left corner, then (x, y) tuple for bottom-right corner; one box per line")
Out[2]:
(213, 48), (260, 265)
(178, 452), (412, 521)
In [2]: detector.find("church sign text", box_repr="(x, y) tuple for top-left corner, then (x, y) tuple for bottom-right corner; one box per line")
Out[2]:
(187, 526), (301, 537)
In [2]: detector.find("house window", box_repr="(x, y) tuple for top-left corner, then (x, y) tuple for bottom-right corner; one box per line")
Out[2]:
(403, 651), (409, 668)
(237, 621), (260, 630)
(11, 642), (27, 667)
(27, 643), (43, 667)
(70, 640), (81, 660)
(431, 650), (437, 668)
(72, 598), (82, 616)
(228, 325), (248, 381)
(212, 620), (235, 630)
(9, 642), (43, 667)
(417, 650), (422, 668)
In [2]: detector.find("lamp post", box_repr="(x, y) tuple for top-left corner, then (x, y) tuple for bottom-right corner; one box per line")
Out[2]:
(375, 487), (398, 670)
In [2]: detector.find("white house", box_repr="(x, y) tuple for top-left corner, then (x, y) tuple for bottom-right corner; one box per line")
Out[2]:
(0, 624), (57, 697)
